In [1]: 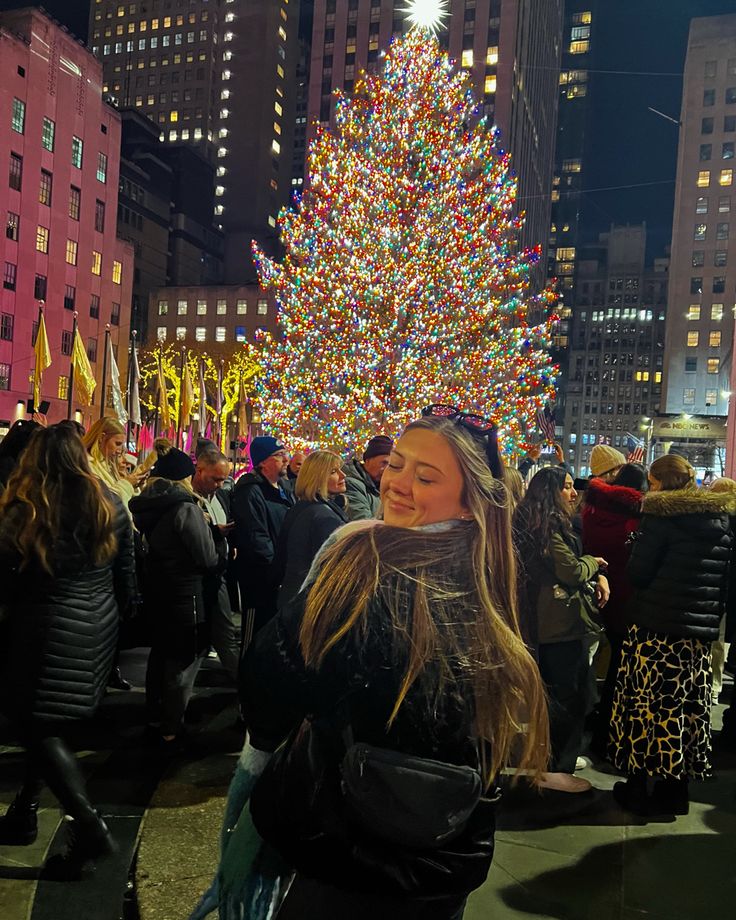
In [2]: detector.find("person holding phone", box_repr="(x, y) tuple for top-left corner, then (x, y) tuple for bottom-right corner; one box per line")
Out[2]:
(82, 417), (148, 509)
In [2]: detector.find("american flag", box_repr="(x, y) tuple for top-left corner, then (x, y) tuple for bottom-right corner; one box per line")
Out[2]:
(536, 405), (556, 442)
(626, 434), (645, 464)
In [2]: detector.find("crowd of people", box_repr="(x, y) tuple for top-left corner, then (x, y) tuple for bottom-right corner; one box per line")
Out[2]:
(0, 412), (733, 917)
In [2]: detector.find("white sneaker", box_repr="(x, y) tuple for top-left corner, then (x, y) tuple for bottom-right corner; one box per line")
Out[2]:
(575, 756), (591, 771)
(536, 772), (593, 793)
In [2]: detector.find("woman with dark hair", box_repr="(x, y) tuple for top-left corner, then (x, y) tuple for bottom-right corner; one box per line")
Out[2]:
(0, 418), (40, 490)
(195, 409), (549, 920)
(610, 454), (733, 815)
(582, 463), (646, 757)
(514, 466), (609, 793)
(0, 422), (135, 878)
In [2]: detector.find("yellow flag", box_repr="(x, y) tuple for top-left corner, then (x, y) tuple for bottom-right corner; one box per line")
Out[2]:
(33, 313), (52, 408)
(71, 328), (97, 406)
(180, 359), (195, 427)
(157, 355), (171, 429)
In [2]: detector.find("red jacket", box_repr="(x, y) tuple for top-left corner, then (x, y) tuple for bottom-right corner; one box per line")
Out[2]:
(581, 478), (643, 635)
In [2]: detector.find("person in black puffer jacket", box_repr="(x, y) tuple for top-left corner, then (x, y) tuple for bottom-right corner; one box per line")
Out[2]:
(130, 449), (225, 746)
(273, 450), (349, 608)
(610, 454), (735, 816)
(0, 422), (135, 878)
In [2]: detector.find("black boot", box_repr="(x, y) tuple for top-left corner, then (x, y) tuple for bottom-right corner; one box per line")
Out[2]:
(0, 794), (39, 845)
(43, 812), (117, 880)
(107, 666), (132, 691)
(650, 777), (689, 816)
(612, 773), (649, 816)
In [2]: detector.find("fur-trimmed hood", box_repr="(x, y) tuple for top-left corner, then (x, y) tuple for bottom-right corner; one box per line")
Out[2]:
(585, 477), (643, 514)
(642, 486), (736, 517)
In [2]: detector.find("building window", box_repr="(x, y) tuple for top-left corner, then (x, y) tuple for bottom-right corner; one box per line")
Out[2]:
(157, 327), (167, 342)
(720, 169), (733, 186)
(696, 196), (708, 214)
(0, 360), (10, 390)
(6, 211), (19, 241)
(702, 117), (714, 134)
(692, 251), (704, 267)
(724, 142), (735, 160)
(90, 294), (100, 319)
(38, 169), (53, 206)
(709, 330), (722, 347)
(64, 284), (76, 310)
(96, 152), (108, 183)
(484, 75), (497, 94)
(719, 196), (731, 213)
(61, 330), (73, 356)
(697, 170), (711, 187)
(34, 274), (47, 300)
(694, 223), (707, 240)
(69, 186), (81, 221)
(717, 221), (730, 239)
(690, 277), (703, 295)
(715, 250), (728, 266)
(11, 98), (25, 134)
(700, 144), (712, 161)
(687, 331), (699, 347)
(712, 303), (724, 321)
(195, 327), (206, 342)
(9, 152), (22, 190)
(92, 250), (102, 275)
(236, 300), (247, 314)
(688, 304), (701, 321)
(217, 299), (227, 315)
(727, 87), (736, 104)
(41, 117), (55, 152)
(704, 89), (716, 107)
(111, 302), (120, 326)
(257, 299), (268, 315)
(177, 299), (188, 315)
(87, 338), (97, 362)
(95, 199), (105, 232)
(57, 376), (69, 400)
(705, 60), (717, 78)
(176, 326), (186, 341)
(235, 326), (246, 342)
(112, 260), (122, 284)
(706, 388), (718, 406)
(215, 326), (226, 342)
(713, 276), (726, 293)
(36, 225), (49, 253)
(3, 263), (16, 292)
(707, 358), (720, 374)
(65, 239), (78, 265)
(685, 357), (697, 373)
(683, 388), (696, 405)
(72, 136), (83, 168)
(197, 299), (207, 315)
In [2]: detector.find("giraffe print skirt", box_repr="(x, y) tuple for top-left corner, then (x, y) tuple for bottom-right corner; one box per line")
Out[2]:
(609, 624), (713, 780)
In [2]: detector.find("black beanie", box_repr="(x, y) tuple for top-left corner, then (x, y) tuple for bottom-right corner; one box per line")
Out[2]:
(151, 448), (196, 482)
(363, 435), (394, 461)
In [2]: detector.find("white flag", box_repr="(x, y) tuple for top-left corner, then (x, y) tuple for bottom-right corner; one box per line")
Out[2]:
(129, 341), (142, 426)
(109, 336), (128, 426)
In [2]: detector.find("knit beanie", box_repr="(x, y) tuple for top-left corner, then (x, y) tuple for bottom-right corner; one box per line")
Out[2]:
(590, 444), (626, 478)
(250, 435), (285, 468)
(363, 435), (394, 461)
(151, 447), (196, 482)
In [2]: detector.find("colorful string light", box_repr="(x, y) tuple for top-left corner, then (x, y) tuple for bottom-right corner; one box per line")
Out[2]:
(253, 28), (558, 455)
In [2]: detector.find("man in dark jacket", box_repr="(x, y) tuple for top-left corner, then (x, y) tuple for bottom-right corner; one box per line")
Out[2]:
(233, 435), (295, 645)
(342, 435), (393, 521)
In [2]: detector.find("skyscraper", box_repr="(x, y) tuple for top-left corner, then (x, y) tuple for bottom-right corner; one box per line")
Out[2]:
(306, 0), (563, 274)
(662, 14), (736, 472)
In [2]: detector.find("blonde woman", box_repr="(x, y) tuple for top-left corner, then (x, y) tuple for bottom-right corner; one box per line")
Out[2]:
(83, 418), (147, 507)
(610, 454), (734, 815)
(240, 411), (549, 919)
(273, 450), (348, 607)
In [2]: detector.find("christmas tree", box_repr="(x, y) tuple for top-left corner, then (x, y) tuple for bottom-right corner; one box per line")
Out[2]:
(253, 24), (557, 454)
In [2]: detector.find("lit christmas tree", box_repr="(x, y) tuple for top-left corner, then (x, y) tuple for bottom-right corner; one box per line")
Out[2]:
(253, 20), (557, 454)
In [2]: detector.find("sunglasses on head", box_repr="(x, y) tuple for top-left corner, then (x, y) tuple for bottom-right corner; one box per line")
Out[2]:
(421, 404), (496, 437)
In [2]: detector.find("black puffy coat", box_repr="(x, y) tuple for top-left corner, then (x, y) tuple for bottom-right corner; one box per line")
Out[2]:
(242, 523), (496, 900)
(232, 471), (294, 607)
(273, 498), (348, 607)
(0, 488), (135, 723)
(130, 480), (224, 661)
(626, 486), (735, 641)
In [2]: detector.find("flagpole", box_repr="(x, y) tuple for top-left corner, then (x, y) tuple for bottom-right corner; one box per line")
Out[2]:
(217, 357), (224, 449)
(67, 312), (78, 420)
(126, 329), (136, 442)
(176, 346), (186, 448)
(34, 299), (44, 413)
(99, 325), (111, 420)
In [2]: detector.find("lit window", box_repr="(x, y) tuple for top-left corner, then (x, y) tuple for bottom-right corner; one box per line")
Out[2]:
(683, 388), (696, 405)
(696, 196), (708, 214)
(277, 64), (284, 78)
(65, 239), (78, 265)
(97, 152), (107, 183)
(58, 376), (69, 399)
(195, 327), (206, 342)
(92, 250), (102, 275)
(257, 299), (268, 315)
(273, 121), (281, 135)
(41, 117), (55, 152)
(687, 331), (700, 346)
(720, 169), (733, 186)
(36, 225), (49, 253)
(712, 303), (724, 320)
(278, 26), (287, 41)
(157, 327), (167, 342)
(11, 98), (25, 134)
(176, 327), (186, 341)
(215, 185), (225, 196)
(710, 331), (722, 347)
(486, 46), (498, 66)
(272, 139), (281, 155)
(177, 300), (188, 315)
(707, 358), (720, 374)
(215, 326), (226, 342)
(274, 101), (282, 116)
(556, 247), (576, 261)
(236, 300), (247, 314)
(158, 300), (168, 315)
(235, 326), (246, 342)
(171, 110), (178, 122)
(694, 223), (707, 240)
(706, 388), (718, 406)
(697, 170), (711, 187)
(569, 40), (589, 54)
(268, 215), (276, 227)
(655, 371), (662, 383)
(217, 299), (227, 314)
(112, 260), (122, 284)
(72, 136), (83, 168)
(688, 304), (701, 321)
(562, 158), (582, 173)
(461, 49), (473, 68)
(484, 75), (497, 95)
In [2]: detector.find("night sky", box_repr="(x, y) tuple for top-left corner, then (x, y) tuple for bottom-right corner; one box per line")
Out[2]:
(2, 0), (736, 259)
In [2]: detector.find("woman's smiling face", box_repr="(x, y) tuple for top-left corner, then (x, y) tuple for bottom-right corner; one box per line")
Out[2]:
(380, 428), (468, 528)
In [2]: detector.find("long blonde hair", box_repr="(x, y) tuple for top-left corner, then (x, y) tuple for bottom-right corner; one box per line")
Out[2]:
(83, 417), (126, 483)
(0, 422), (117, 574)
(299, 416), (549, 783)
(295, 450), (341, 501)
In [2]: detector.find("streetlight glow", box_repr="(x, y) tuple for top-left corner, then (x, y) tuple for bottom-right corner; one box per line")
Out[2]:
(400, 0), (450, 33)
